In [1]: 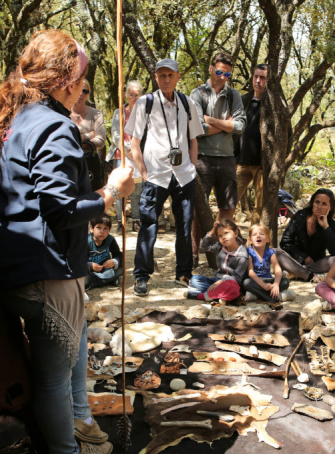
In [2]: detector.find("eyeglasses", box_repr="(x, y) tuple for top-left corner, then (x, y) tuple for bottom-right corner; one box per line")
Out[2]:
(82, 88), (89, 94)
(214, 69), (231, 78)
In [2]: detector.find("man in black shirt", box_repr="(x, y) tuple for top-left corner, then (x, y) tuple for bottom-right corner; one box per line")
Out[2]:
(234, 64), (268, 224)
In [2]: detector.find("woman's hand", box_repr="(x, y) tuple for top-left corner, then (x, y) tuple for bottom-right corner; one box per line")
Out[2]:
(208, 280), (222, 291)
(102, 260), (114, 269)
(107, 167), (134, 197)
(318, 207), (330, 229)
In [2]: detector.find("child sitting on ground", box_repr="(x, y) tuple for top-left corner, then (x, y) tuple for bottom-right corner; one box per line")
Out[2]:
(243, 224), (294, 302)
(184, 220), (248, 302)
(86, 215), (123, 288)
(315, 260), (335, 310)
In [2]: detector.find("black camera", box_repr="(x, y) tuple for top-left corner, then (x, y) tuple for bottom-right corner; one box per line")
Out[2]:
(169, 147), (182, 166)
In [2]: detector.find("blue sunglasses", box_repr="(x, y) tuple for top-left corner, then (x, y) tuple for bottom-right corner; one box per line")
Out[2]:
(214, 69), (231, 77)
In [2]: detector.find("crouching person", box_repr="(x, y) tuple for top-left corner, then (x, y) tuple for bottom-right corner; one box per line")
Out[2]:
(86, 215), (123, 288)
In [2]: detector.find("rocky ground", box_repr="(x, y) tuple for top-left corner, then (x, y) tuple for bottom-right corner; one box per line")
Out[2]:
(0, 202), (329, 454)
(85, 215), (320, 326)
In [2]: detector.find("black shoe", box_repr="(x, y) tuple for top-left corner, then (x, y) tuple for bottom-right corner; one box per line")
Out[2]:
(134, 279), (148, 296)
(183, 290), (200, 300)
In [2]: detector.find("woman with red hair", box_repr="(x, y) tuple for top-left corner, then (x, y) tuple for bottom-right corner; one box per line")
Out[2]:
(0, 29), (134, 454)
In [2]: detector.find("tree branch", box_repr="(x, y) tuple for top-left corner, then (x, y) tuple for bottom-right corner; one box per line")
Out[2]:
(288, 59), (332, 117)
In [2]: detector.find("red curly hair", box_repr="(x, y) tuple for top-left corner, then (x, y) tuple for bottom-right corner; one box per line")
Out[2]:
(0, 29), (87, 146)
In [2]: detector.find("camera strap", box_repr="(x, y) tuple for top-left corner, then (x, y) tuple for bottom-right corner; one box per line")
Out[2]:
(158, 91), (179, 148)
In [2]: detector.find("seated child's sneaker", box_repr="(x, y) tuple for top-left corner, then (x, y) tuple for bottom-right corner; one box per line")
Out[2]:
(183, 290), (201, 300)
(322, 300), (334, 311)
(243, 292), (257, 302)
(278, 289), (296, 302)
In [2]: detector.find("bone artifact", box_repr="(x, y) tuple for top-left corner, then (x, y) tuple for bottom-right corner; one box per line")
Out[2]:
(161, 402), (199, 415)
(213, 342), (288, 366)
(283, 335), (305, 399)
(197, 410), (235, 422)
(209, 332), (289, 347)
(322, 376), (335, 391)
(134, 384), (282, 452)
(189, 360), (285, 378)
(291, 403), (333, 421)
(161, 419), (213, 429)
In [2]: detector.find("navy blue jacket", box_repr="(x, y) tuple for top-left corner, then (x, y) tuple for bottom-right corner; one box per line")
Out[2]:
(0, 97), (105, 290)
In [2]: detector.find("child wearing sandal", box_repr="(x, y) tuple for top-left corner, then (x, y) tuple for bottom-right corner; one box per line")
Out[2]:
(315, 260), (335, 310)
(243, 224), (294, 302)
(184, 220), (248, 302)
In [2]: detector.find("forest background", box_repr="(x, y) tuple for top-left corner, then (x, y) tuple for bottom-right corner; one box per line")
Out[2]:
(1, 0), (335, 240)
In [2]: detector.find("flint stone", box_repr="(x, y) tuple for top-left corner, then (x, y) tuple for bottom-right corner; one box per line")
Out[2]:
(208, 307), (223, 319)
(291, 403), (333, 421)
(85, 301), (100, 321)
(301, 300), (322, 331)
(323, 395), (335, 406)
(87, 327), (112, 343)
(183, 304), (210, 319)
(221, 306), (242, 320)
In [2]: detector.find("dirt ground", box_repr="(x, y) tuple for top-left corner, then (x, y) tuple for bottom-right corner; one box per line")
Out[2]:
(86, 218), (320, 318)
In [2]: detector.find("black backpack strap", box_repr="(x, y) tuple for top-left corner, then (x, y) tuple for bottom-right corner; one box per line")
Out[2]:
(226, 87), (233, 114)
(176, 91), (191, 149)
(140, 93), (154, 153)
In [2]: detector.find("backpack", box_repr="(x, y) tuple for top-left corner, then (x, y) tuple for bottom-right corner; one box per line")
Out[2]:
(140, 92), (192, 153)
(196, 84), (234, 116)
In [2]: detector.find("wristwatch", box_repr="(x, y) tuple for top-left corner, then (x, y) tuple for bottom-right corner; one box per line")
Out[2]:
(103, 185), (121, 201)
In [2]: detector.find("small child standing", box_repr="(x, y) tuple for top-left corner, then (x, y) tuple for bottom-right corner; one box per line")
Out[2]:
(315, 261), (335, 310)
(243, 224), (293, 302)
(184, 220), (249, 302)
(86, 215), (123, 288)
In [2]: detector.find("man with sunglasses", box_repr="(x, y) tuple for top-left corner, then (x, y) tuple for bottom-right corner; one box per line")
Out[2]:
(190, 52), (246, 266)
(234, 63), (268, 224)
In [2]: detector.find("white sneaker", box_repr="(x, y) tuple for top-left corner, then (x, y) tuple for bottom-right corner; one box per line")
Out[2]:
(279, 289), (296, 302)
(243, 292), (257, 302)
(322, 301), (334, 311)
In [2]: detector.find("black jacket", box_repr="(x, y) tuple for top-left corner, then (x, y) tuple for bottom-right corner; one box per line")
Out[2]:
(280, 208), (335, 264)
(0, 98), (105, 290)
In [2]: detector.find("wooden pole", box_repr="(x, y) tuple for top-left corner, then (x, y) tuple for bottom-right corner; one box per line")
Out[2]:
(116, 0), (132, 449)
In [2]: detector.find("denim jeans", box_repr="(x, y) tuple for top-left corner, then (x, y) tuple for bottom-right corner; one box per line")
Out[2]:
(242, 277), (289, 303)
(86, 266), (123, 288)
(134, 175), (195, 281)
(3, 295), (90, 454)
(190, 275), (240, 301)
(115, 159), (142, 221)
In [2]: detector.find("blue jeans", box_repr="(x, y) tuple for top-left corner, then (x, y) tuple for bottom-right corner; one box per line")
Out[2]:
(134, 175), (195, 281)
(115, 159), (142, 221)
(4, 295), (90, 454)
(87, 266), (123, 288)
(190, 274), (217, 292)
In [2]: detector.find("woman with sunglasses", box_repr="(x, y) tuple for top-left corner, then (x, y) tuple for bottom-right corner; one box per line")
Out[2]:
(71, 80), (107, 190)
(0, 29), (134, 454)
(276, 188), (335, 281)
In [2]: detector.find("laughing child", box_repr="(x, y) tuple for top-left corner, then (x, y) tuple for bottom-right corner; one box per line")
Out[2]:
(243, 224), (293, 302)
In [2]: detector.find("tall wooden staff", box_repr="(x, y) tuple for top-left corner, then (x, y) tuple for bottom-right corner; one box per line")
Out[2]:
(116, 0), (132, 449)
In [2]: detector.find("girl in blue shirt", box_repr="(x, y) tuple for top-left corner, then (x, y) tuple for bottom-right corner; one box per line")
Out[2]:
(243, 224), (292, 303)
